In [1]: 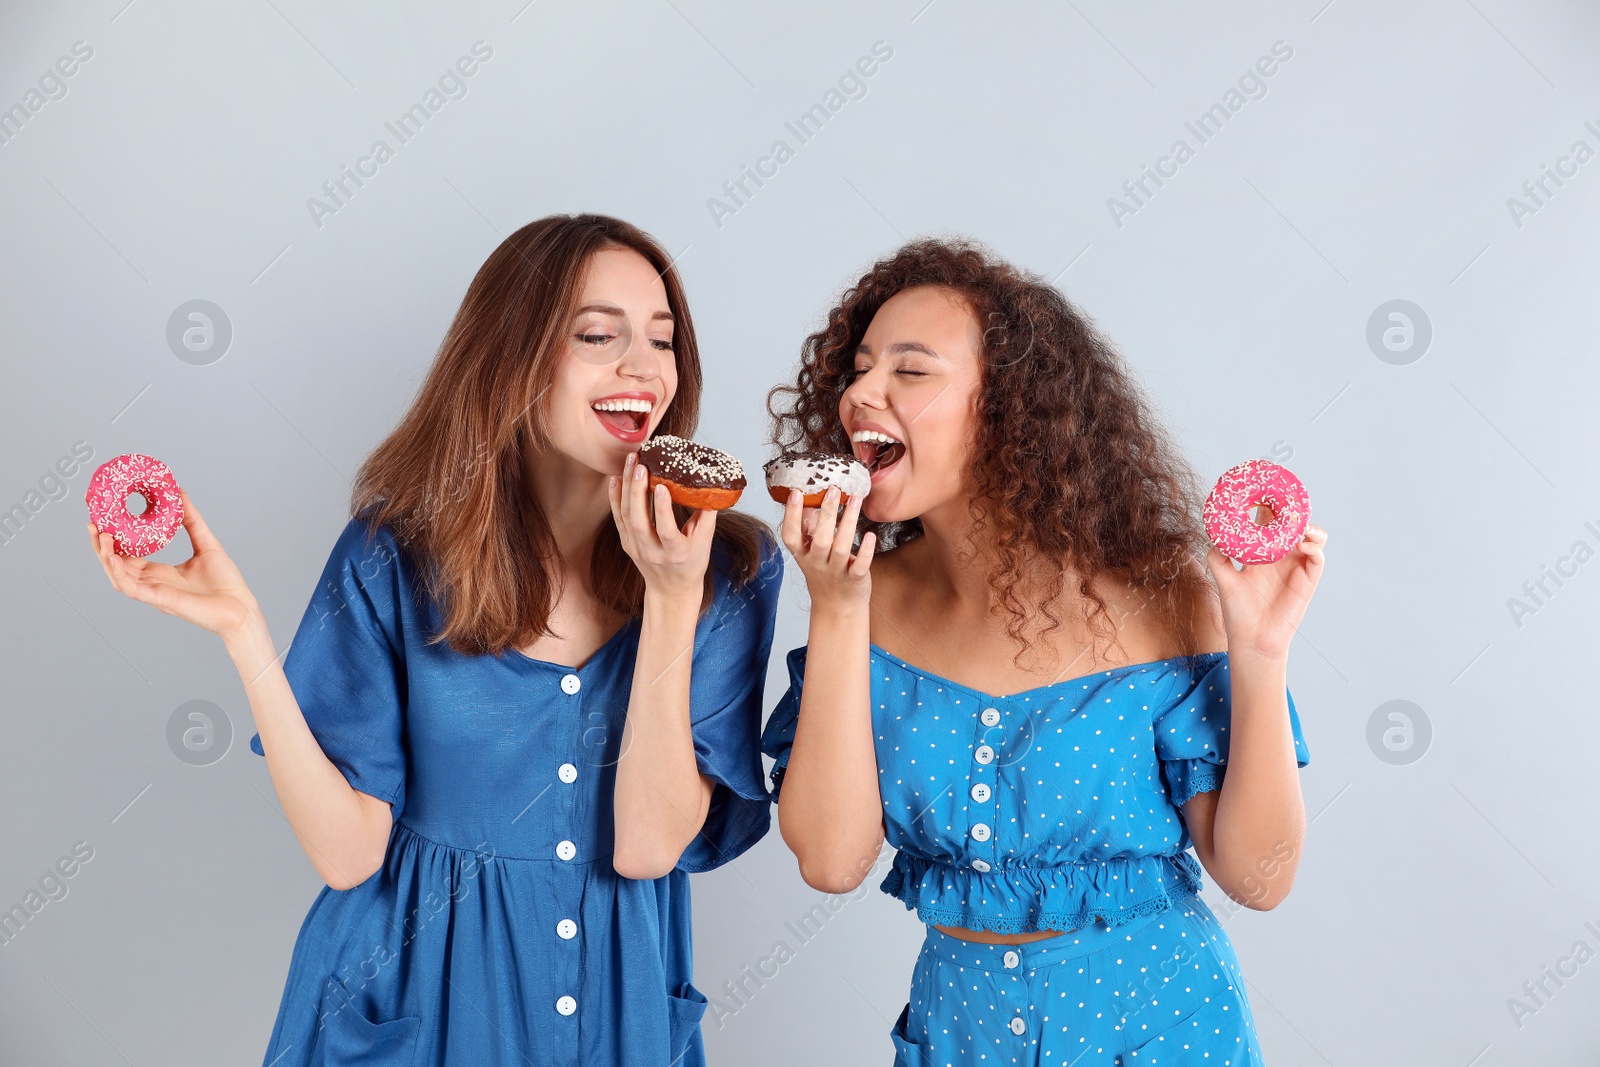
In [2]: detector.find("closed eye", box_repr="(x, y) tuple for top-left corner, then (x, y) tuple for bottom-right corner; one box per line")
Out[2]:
(840, 368), (925, 385)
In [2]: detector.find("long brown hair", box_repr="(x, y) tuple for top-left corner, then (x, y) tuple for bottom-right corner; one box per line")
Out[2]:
(350, 213), (770, 657)
(767, 236), (1215, 667)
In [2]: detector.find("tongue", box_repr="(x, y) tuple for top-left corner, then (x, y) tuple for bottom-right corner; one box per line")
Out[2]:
(596, 409), (641, 433)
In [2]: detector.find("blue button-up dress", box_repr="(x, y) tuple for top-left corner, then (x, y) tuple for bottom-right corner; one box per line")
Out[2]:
(762, 641), (1310, 1064)
(249, 515), (780, 1066)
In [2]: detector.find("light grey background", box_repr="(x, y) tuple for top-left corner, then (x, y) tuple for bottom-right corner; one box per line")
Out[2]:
(2, 0), (1597, 1063)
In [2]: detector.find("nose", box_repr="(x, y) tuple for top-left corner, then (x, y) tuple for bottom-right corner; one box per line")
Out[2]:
(616, 328), (662, 382)
(842, 364), (888, 412)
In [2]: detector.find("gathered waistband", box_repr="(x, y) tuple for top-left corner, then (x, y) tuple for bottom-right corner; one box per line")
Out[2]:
(882, 848), (1206, 935)
(920, 891), (1192, 973)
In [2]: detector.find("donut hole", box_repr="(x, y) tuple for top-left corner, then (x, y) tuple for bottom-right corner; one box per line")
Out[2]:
(1249, 502), (1276, 526)
(124, 491), (150, 517)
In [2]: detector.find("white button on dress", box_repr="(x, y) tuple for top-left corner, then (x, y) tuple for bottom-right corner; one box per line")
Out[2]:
(557, 919), (577, 940)
(1003, 950), (1020, 969)
(558, 763), (578, 783)
(971, 858), (991, 873)
(970, 823), (991, 842)
(974, 745), (995, 765)
(970, 782), (991, 803)
(560, 674), (581, 695)
(555, 840), (576, 861)
(556, 995), (576, 1016)
(981, 707), (1001, 727)
(1009, 1016), (1026, 1035)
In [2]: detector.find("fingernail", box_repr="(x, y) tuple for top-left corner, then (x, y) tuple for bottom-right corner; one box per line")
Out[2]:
(634, 465), (646, 481)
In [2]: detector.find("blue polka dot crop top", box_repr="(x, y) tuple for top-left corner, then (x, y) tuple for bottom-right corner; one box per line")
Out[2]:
(760, 644), (1310, 935)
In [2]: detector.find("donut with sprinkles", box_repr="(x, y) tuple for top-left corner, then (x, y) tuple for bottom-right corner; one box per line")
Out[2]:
(85, 453), (185, 557)
(1202, 458), (1310, 565)
(635, 434), (747, 510)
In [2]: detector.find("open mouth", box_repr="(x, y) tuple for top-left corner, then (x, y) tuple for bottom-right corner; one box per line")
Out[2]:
(850, 429), (905, 479)
(592, 397), (653, 441)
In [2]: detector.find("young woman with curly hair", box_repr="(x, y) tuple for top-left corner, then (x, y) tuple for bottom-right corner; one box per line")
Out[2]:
(761, 237), (1325, 1065)
(90, 214), (781, 1066)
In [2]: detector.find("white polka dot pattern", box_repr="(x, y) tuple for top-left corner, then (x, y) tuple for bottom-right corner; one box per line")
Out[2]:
(759, 643), (1311, 936)
(890, 891), (1264, 1063)
(760, 641), (1312, 1066)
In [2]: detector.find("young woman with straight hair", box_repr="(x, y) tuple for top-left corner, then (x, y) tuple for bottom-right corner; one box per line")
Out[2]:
(90, 213), (781, 1066)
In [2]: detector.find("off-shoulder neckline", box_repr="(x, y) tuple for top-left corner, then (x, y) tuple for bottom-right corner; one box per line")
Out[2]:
(867, 642), (1228, 703)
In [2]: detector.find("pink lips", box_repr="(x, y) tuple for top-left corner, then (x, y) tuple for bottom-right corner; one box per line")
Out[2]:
(592, 391), (656, 444)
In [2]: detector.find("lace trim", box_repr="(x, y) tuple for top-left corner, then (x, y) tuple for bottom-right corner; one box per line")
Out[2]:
(1171, 765), (1225, 806)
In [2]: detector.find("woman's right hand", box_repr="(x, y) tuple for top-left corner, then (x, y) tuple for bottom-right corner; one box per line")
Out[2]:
(87, 487), (263, 642)
(780, 485), (876, 614)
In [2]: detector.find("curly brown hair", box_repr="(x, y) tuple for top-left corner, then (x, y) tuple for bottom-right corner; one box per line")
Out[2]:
(767, 236), (1217, 668)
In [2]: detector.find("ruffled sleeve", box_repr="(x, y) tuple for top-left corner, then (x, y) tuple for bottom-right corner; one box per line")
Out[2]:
(757, 645), (808, 802)
(673, 533), (784, 874)
(1153, 653), (1310, 807)
(249, 516), (410, 820)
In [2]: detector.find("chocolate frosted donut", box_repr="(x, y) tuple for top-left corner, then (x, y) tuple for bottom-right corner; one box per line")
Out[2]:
(636, 434), (747, 510)
(763, 451), (871, 506)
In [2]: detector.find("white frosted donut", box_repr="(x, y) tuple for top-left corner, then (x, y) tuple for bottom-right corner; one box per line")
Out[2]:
(763, 451), (870, 505)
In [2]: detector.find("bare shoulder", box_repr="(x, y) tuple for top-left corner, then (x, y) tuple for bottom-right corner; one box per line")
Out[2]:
(1186, 586), (1228, 656)
(1088, 560), (1227, 662)
(1164, 558), (1227, 657)
(1180, 555), (1228, 655)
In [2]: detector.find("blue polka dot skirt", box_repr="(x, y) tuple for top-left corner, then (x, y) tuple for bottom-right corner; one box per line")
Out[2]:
(890, 891), (1261, 1065)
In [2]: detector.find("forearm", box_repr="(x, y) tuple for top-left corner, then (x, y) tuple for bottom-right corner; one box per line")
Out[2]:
(612, 589), (712, 879)
(224, 615), (393, 890)
(1208, 651), (1306, 903)
(776, 603), (884, 893)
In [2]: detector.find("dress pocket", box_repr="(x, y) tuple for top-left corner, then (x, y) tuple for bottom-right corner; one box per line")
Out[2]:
(666, 980), (709, 1062)
(309, 981), (421, 1066)
(889, 1002), (933, 1067)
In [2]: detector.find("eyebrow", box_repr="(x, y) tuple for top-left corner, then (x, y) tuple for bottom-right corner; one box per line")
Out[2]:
(574, 302), (674, 323)
(855, 341), (944, 360)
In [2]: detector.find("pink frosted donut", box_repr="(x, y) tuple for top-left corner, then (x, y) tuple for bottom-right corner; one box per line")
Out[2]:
(85, 453), (185, 557)
(1203, 459), (1310, 565)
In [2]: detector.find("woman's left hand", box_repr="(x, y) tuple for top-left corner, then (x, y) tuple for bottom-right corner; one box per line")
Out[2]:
(609, 451), (716, 602)
(1205, 523), (1326, 662)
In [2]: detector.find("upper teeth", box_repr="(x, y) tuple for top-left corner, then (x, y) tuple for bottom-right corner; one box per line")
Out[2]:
(851, 430), (901, 446)
(593, 398), (653, 412)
